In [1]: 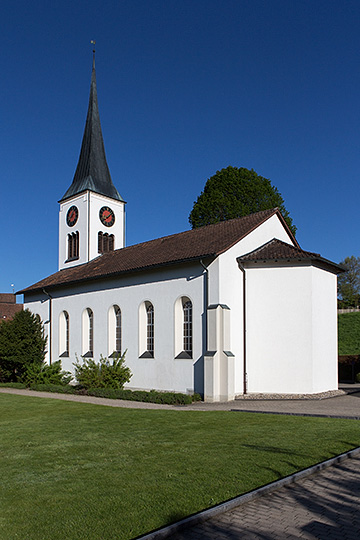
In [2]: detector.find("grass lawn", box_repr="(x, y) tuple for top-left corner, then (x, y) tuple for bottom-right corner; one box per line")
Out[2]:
(338, 311), (360, 354)
(1, 394), (360, 540)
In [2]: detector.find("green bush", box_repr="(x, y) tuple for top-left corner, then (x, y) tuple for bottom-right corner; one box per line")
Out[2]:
(21, 361), (72, 387)
(73, 353), (132, 390)
(86, 387), (193, 405)
(29, 383), (78, 394)
(356, 373), (360, 383)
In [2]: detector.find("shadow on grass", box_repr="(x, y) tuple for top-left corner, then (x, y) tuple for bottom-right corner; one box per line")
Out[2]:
(241, 443), (306, 457)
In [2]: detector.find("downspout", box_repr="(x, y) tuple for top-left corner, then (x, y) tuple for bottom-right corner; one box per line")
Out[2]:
(199, 259), (209, 354)
(42, 289), (52, 365)
(237, 261), (247, 394)
(87, 192), (91, 262)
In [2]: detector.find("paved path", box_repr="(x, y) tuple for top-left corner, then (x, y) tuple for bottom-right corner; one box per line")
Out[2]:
(170, 453), (360, 540)
(1, 387), (360, 418)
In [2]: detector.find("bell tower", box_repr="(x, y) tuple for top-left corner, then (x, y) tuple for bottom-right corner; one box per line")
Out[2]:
(58, 50), (125, 271)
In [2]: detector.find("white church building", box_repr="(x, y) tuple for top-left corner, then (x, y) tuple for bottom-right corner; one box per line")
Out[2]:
(19, 57), (343, 401)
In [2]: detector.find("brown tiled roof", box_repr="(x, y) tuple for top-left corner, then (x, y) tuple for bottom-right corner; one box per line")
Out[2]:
(0, 303), (23, 321)
(0, 293), (16, 304)
(238, 238), (345, 273)
(19, 208), (290, 294)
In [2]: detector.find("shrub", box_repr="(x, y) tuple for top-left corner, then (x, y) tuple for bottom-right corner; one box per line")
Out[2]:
(356, 373), (360, 383)
(86, 387), (193, 405)
(29, 383), (78, 394)
(73, 352), (132, 390)
(21, 361), (72, 387)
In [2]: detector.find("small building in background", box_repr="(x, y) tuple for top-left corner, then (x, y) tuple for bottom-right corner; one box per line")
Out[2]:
(0, 294), (23, 321)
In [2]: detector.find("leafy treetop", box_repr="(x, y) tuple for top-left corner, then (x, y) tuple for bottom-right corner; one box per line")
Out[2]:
(189, 166), (296, 236)
(338, 256), (360, 308)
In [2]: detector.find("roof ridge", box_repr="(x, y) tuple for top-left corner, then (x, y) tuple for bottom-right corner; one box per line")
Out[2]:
(118, 208), (280, 252)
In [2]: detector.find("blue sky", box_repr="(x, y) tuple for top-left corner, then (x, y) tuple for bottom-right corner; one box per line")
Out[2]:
(1, 0), (360, 295)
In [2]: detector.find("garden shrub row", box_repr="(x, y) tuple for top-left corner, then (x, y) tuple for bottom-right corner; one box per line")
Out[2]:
(6, 382), (201, 405)
(0, 382), (27, 389)
(86, 387), (196, 405)
(29, 383), (79, 394)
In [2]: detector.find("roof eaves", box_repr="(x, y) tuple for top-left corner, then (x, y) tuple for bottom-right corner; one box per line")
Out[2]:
(237, 240), (345, 275)
(19, 253), (217, 295)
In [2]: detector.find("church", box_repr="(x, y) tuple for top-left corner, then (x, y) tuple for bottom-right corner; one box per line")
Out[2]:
(19, 56), (343, 402)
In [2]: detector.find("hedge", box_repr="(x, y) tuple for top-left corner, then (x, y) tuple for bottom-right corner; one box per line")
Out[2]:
(4, 383), (201, 405)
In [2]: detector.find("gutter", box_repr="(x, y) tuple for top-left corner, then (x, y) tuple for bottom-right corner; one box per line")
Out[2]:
(237, 261), (247, 394)
(18, 254), (218, 296)
(42, 289), (52, 365)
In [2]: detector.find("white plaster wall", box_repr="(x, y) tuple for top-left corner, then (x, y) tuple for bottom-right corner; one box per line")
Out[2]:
(24, 263), (205, 395)
(59, 192), (125, 271)
(59, 194), (89, 269)
(209, 213), (296, 395)
(88, 192), (125, 259)
(245, 263), (314, 394)
(311, 267), (338, 392)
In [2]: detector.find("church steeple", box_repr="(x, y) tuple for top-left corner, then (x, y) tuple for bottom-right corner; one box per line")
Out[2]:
(58, 50), (126, 271)
(60, 52), (124, 203)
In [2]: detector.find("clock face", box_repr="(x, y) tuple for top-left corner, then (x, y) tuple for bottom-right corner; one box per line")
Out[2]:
(99, 206), (115, 227)
(66, 206), (78, 227)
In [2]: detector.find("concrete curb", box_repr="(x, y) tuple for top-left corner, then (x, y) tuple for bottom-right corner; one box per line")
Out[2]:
(136, 446), (360, 540)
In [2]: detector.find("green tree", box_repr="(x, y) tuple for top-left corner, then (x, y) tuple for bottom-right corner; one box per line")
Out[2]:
(338, 256), (360, 308)
(189, 166), (296, 235)
(0, 309), (47, 382)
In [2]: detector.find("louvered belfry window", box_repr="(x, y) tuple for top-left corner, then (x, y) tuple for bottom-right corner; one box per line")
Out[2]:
(68, 231), (79, 260)
(98, 232), (115, 254)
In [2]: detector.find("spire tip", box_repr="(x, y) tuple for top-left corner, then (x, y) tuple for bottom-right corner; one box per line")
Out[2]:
(90, 40), (96, 66)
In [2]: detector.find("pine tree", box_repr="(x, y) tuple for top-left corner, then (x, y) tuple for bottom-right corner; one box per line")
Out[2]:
(0, 309), (47, 382)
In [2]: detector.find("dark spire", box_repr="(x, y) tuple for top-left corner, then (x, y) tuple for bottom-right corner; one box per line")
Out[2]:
(60, 52), (124, 203)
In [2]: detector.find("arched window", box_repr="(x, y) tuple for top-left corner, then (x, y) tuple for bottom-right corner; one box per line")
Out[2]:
(183, 300), (192, 356)
(98, 232), (115, 254)
(174, 296), (193, 359)
(146, 303), (154, 357)
(108, 305), (122, 356)
(139, 301), (154, 358)
(59, 311), (69, 357)
(82, 308), (93, 357)
(68, 231), (79, 260)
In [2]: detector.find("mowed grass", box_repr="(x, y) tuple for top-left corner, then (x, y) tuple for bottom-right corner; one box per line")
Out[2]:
(338, 311), (360, 354)
(1, 394), (360, 540)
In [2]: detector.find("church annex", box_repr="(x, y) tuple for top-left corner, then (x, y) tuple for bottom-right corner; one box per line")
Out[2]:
(19, 56), (343, 402)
